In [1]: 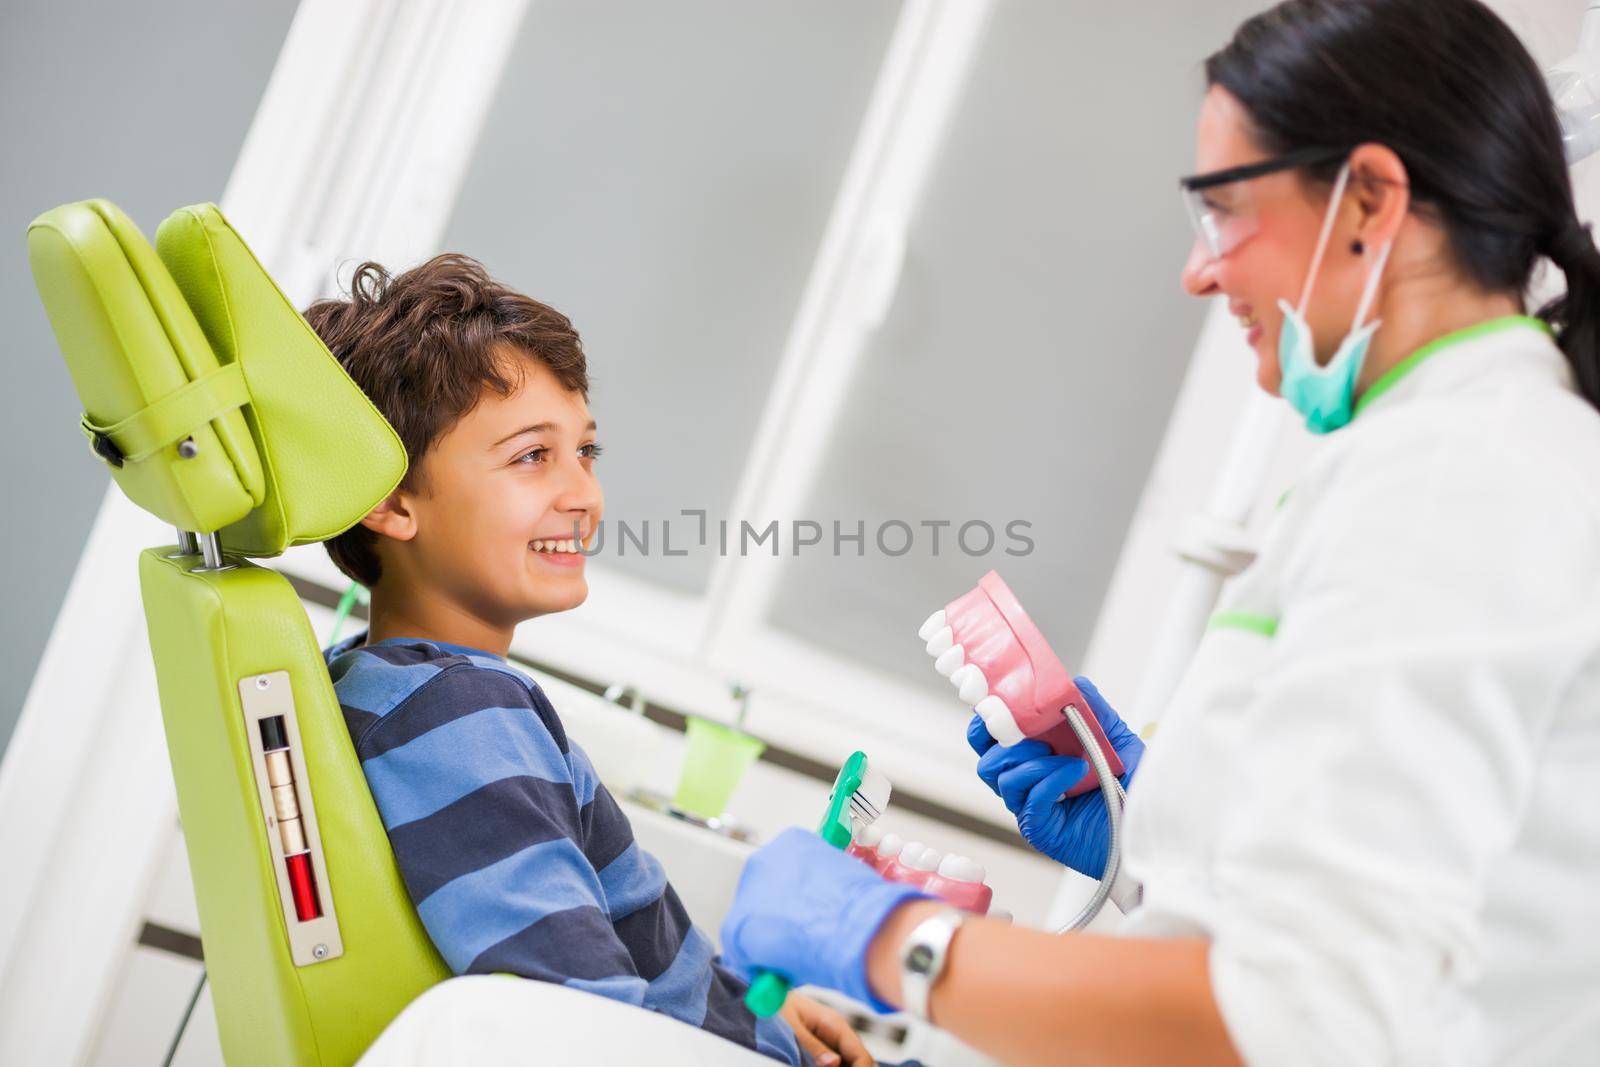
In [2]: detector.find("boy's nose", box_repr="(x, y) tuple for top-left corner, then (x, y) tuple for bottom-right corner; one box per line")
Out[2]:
(553, 462), (603, 518)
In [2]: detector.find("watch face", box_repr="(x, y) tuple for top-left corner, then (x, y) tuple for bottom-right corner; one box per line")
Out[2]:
(908, 944), (936, 972)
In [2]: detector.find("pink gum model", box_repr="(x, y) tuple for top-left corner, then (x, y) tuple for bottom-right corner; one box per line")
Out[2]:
(920, 571), (1123, 797)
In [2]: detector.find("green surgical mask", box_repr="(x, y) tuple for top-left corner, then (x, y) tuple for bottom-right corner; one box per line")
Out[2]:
(1276, 161), (1392, 434)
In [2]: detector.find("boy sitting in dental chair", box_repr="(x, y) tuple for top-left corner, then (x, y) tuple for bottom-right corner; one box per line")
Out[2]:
(312, 255), (870, 1067)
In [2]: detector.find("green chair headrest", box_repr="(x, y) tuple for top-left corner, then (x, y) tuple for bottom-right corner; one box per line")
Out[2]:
(28, 199), (406, 557)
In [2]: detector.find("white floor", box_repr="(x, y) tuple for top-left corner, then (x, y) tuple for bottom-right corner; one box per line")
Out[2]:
(86, 826), (221, 1067)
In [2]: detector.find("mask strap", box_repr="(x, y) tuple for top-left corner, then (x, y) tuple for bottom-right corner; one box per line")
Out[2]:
(1295, 162), (1353, 314)
(1348, 238), (1393, 332)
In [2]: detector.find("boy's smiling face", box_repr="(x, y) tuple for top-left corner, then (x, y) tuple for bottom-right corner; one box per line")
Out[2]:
(361, 348), (604, 648)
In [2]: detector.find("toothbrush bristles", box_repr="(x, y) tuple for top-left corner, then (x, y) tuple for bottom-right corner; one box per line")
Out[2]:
(846, 762), (892, 827)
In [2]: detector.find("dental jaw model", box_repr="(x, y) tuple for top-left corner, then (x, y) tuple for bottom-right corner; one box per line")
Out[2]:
(869, 832), (904, 874)
(920, 570), (1124, 795)
(907, 846), (944, 886)
(921, 570), (1129, 931)
(845, 823), (884, 866)
(879, 839), (925, 884)
(923, 855), (992, 915)
(869, 834), (993, 914)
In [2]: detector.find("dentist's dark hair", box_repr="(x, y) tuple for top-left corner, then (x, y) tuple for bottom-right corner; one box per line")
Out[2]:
(1205, 0), (1600, 412)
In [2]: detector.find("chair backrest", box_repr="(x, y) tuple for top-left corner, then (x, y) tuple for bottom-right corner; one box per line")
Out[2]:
(28, 200), (451, 1064)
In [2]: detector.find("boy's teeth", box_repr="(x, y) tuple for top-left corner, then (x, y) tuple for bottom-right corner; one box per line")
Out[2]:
(532, 540), (579, 553)
(934, 644), (965, 677)
(925, 625), (955, 657)
(950, 663), (988, 706)
(918, 609), (947, 642)
(975, 695), (1024, 746)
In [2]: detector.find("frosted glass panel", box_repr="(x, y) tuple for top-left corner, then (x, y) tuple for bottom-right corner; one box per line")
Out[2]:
(769, 0), (1261, 693)
(443, 0), (901, 594)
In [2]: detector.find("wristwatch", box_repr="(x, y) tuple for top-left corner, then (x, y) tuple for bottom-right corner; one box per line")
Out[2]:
(899, 906), (967, 1023)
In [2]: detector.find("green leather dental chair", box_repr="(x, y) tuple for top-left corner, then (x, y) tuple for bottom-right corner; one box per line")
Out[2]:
(27, 199), (451, 1064)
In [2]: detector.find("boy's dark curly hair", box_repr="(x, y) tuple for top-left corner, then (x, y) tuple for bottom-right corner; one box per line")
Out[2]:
(304, 254), (588, 587)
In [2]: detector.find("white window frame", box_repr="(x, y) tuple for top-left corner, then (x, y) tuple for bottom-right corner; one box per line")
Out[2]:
(265, 0), (1030, 819)
(260, 0), (1253, 824)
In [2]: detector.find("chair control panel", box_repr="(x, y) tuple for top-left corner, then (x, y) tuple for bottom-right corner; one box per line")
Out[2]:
(239, 671), (344, 967)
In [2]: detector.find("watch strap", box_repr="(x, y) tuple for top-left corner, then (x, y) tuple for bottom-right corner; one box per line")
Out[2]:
(899, 906), (966, 1023)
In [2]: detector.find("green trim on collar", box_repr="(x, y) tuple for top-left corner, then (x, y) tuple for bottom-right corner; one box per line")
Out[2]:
(1352, 315), (1552, 420)
(1207, 611), (1279, 637)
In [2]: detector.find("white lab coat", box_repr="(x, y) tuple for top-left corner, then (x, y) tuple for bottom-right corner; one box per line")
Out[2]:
(1118, 318), (1600, 1066)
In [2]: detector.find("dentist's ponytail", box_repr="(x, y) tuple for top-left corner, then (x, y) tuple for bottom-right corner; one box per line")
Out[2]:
(1207, 0), (1600, 414)
(1538, 220), (1600, 405)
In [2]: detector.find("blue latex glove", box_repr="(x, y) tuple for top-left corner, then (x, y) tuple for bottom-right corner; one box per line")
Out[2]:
(966, 675), (1144, 878)
(721, 827), (930, 1011)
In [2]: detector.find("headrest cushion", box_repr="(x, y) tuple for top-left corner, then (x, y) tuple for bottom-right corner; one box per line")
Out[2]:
(28, 199), (406, 556)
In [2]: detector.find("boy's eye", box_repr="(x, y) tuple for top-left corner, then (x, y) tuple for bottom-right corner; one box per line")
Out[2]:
(515, 444), (604, 465)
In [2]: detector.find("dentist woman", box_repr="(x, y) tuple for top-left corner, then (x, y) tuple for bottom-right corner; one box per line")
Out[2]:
(719, 1), (1600, 1064)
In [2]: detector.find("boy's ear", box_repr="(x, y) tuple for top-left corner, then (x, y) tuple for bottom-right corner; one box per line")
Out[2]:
(359, 490), (418, 542)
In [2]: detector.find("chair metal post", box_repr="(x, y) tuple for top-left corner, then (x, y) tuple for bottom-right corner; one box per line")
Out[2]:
(193, 532), (234, 573)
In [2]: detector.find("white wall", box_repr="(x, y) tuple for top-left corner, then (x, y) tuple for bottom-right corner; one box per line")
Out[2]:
(0, 0), (301, 758)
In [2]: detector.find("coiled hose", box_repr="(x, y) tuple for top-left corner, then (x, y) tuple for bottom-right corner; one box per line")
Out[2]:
(1055, 703), (1128, 933)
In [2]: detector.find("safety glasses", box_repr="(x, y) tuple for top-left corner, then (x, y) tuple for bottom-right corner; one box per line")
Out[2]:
(1180, 146), (1349, 261)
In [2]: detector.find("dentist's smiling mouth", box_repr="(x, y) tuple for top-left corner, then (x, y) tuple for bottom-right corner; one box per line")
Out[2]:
(1231, 302), (1263, 344)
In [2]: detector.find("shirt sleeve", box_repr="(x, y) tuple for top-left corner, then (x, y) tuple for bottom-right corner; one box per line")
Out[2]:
(355, 665), (645, 998)
(1201, 432), (1597, 1066)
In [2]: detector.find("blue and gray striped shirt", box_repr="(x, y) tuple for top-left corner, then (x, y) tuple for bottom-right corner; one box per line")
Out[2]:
(324, 632), (803, 1064)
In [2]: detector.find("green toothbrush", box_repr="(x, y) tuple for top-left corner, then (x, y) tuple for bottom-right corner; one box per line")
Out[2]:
(744, 750), (892, 1017)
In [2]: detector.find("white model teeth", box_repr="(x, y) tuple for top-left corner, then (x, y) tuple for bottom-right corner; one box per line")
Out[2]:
(938, 854), (985, 883)
(975, 694), (1024, 746)
(951, 663), (988, 706)
(922, 622), (1025, 744)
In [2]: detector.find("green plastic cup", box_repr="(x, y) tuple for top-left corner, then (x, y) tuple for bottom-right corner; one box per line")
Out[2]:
(673, 716), (766, 820)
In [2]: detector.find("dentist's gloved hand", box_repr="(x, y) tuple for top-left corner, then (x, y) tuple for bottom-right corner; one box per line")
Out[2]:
(721, 828), (930, 1012)
(967, 675), (1144, 878)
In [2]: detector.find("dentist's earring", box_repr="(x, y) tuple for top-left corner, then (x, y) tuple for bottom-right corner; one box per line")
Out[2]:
(1351, 238), (1365, 255)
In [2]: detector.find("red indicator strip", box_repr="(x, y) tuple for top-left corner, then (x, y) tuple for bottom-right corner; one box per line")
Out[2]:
(259, 714), (322, 922)
(284, 851), (322, 921)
